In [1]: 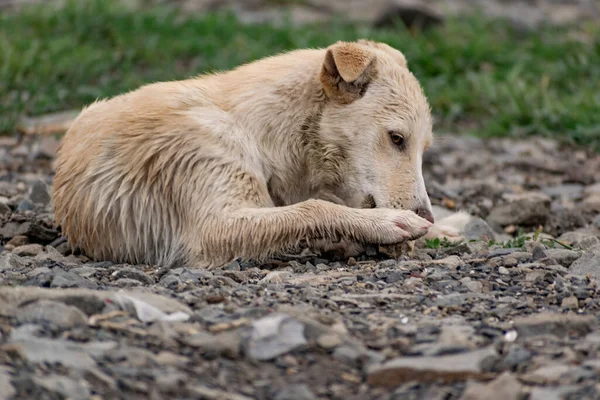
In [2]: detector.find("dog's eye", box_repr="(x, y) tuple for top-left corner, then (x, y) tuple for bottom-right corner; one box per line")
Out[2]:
(389, 131), (405, 149)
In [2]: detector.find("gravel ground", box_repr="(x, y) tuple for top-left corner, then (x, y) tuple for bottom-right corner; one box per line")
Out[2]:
(1, 133), (600, 400)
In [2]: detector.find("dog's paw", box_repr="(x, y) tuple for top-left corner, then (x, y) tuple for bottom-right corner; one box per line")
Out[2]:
(366, 209), (432, 244)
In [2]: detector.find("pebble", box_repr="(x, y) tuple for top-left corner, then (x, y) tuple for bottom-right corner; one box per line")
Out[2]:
(12, 243), (43, 256)
(461, 372), (523, 400)
(316, 333), (342, 350)
(274, 384), (317, 400)
(245, 313), (307, 361)
(16, 300), (88, 328)
(367, 346), (497, 387)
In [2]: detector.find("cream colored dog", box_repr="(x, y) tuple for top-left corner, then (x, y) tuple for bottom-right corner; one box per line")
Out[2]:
(53, 39), (452, 269)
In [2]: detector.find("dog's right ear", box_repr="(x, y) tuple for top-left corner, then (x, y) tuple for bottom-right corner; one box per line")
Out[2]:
(320, 41), (376, 104)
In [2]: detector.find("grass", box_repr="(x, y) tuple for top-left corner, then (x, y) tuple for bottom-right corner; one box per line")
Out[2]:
(1, 0), (599, 149)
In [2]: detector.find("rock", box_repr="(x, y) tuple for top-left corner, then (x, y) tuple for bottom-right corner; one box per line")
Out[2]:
(0, 366), (16, 400)
(333, 345), (361, 364)
(0, 201), (10, 215)
(245, 313), (307, 361)
(16, 109), (79, 135)
(594, 214), (600, 229)
(462, 279), (483, 293)
(463, 217), (496, 241)
(544, 248), (583, 267)
(561, 295), (579, 311)
(525, 364), (576, 384)
(14, 221), (59, 244)
(487, 192), (551, 227)
(569, 245), (600, 279)
(461, 372), (523, 400)
(12, 243), (43, 256)
(583, 193), (600, 212)
(115, 278), (143, 287)
(50, 268), (98, 289)
(16, 299), (88, 328)
(529, 386), (580, 400)
(9, 332), (116, 369)
(502, 346), (532, 370)
(542, 183), (584, 201)
(111, 267), (154, 285)
(261, 270), (293, 284)
(17, 199), (34, 212)
(6, 235), (28, 247)
(373, 2), (443, 30)
(0, 253), (29, 272)
(317, 333), (342, 350)
(367, 346), (497, 386)
(498, 267), (510, 275)
(182, 331), (242, 359)
(274, 384), (317, 400)
(33, 374), (91, 400)
(557, 232), (600, 250)
(514, 312), (596, 338)
(28, 180), (51, 206)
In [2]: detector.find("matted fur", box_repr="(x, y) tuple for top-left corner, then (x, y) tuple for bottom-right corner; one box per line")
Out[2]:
(53, 40), (437, 268)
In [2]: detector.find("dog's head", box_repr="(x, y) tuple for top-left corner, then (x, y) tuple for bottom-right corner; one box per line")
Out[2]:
(318, 40), (434, 222)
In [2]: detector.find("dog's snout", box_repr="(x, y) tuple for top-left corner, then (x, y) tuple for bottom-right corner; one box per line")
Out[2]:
(416, 207), (434, 224)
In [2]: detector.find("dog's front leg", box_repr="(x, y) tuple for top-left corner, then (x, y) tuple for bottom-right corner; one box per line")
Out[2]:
(199, 199), (432, 266)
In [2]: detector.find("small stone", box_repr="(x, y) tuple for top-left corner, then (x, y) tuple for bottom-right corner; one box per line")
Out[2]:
(569, 245), (600, 279)
(544, 248), (583, 267)
(50, 268), (98, 289)
(16, 300), (88, 328)
(525, 364), (574, 383)
(224, 260), (241, 271)
(561, 295), (579, 311)
(115, 278), (143, 287)
(367, 346), (497, 386)
(16, 199), (34, 212)
(487, 192), (551, 227)
(333, 346), (361, 364)
(112, 267), (154, 285)
(32, 374), (91, 400)
(159, 274), (182, 289)
(0, 366), (16, 399)
(557, 232), (600, 250)
(182, 331), (242, 359)
(260, 271), (293, 284)
(385, 271), (403, 284)
(498, 267), (510, 275)
(463, 217), (496, 241)
(461, 372), (523, 400)
(0, 253), (29, 272)
(274, 384), (317, 400)
(514, 312), (596, 338)
(6, 235), (28, 247)
(0, 201), (10, 215)
(245, 313), (307, 361)
(12, 243), (43, 256)
(463, 280), (483, 293)
(28, 180), (51, 206)
(317, 333), (342, 350)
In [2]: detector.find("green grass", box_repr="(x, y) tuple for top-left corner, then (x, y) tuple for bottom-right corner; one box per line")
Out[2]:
(1, 0), (599, 149)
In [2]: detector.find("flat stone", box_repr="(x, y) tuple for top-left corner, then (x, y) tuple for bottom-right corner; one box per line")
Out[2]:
(28, 180), (51, 206)
(244, 313), (307, 361)
(9, 334), (116, 369)
(463, 217), (496, 241)
(114, 278), (143, 287)
(461, 372), (523, 400)
(51, 268), (98, 289)
(514, 312), (596, 338)
(569, 245), (600, 279)
(111, 267), (154, 285)
(561, 295), (579, 311)
(181, 331), (242, 359)
(544, 248), (583, 267)
(0, 253), (29, 272)
(0, 366), (16, 400)
(367, 346), (496, 387)
(274, 384), (317, 400)
(12, 243), (44, 257)
(33, 374), (91, 400)
(317, 333), (342, 350)
(16, 299), (88, 328)
(487, 192), (551, 227)
(557, 232), (600, 250)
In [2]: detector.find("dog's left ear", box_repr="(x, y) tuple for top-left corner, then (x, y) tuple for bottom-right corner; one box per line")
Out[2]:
(320, 41), (377, 104)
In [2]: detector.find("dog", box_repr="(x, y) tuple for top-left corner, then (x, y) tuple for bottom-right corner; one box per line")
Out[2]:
(53, 39), (460, 269)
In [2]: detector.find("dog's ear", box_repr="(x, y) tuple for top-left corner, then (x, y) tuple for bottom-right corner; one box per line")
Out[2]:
(357, 39), (407, 68)
(320, 41), (377, 104)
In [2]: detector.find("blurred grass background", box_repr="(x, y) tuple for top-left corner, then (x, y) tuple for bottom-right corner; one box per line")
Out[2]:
(1, 0), (599, 149)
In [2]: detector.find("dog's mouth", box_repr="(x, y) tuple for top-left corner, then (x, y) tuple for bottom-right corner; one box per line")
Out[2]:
(361, 194), (377, 209)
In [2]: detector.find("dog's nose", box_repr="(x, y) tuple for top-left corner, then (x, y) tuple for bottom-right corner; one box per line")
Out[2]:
(416, 207), (435, 224)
